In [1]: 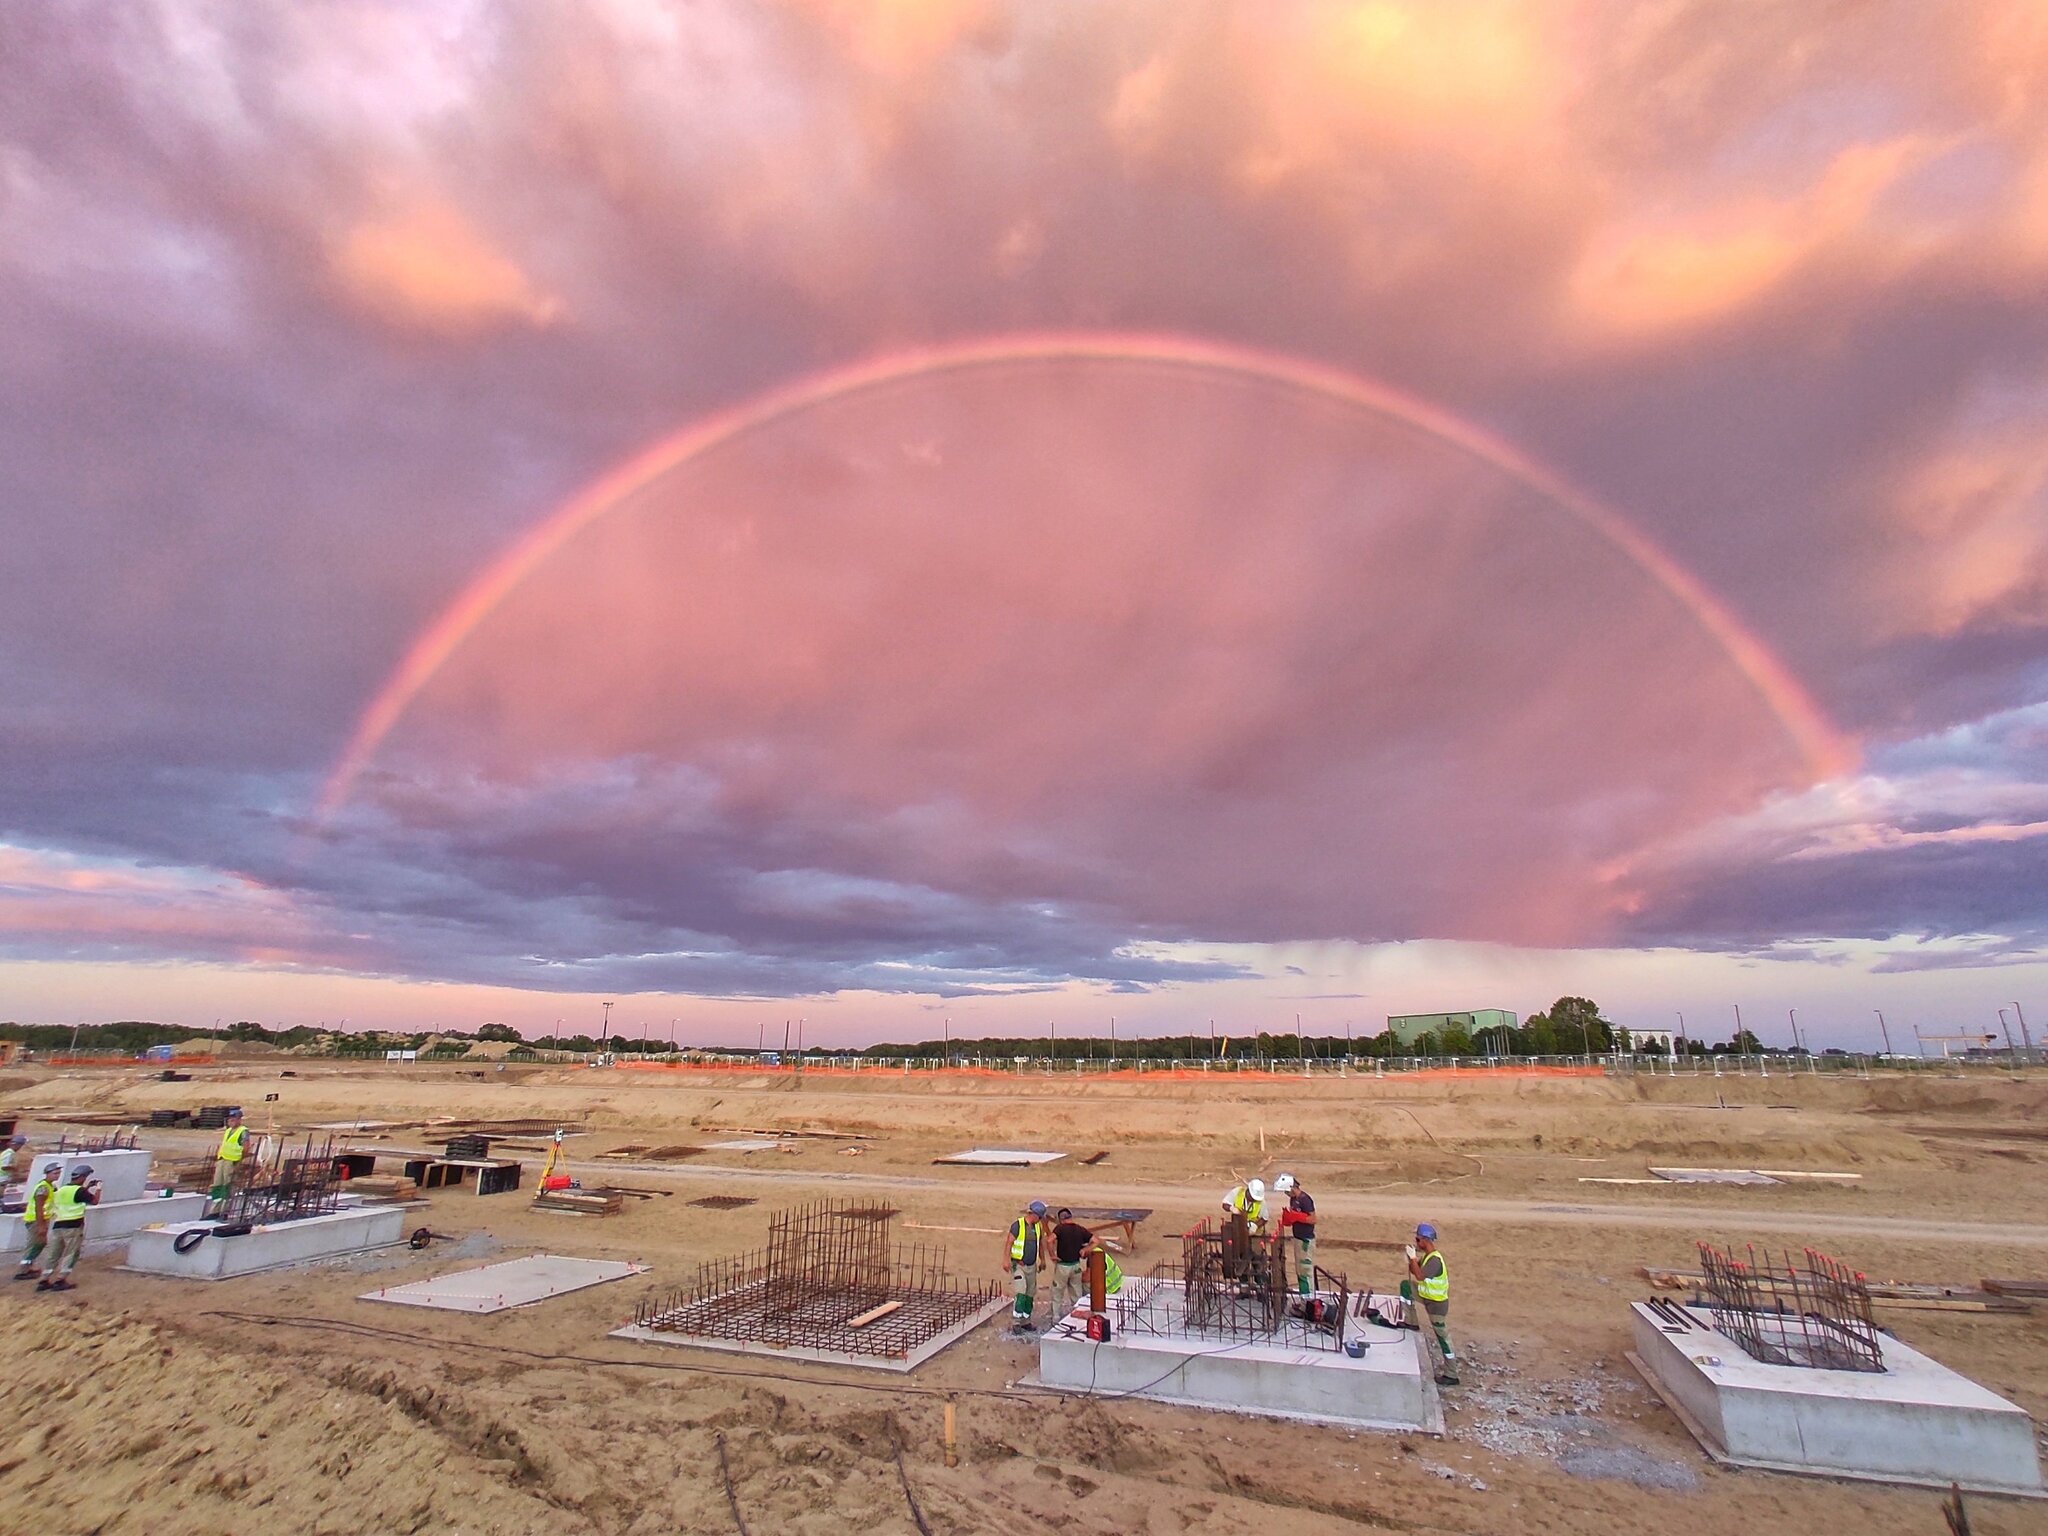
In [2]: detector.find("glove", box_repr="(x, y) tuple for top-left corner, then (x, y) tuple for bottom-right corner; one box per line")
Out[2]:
(1403, 1245), (1417, 1262)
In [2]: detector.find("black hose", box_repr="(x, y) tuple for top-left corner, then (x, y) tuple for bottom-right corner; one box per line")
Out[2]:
(715, 1431), (750, 1536)
(172, 1229), (208, 1254)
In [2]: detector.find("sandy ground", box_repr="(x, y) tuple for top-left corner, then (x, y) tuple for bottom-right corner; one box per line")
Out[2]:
(3, 1062), (2046, 1535)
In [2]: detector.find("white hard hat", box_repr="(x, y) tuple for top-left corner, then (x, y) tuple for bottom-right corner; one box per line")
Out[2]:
(1274, 1173), (1296, 1193)
(1248, 1179), (1266, 1200)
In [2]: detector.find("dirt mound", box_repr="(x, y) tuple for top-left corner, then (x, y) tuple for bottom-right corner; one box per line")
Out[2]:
(0, 1307), (581, 1535)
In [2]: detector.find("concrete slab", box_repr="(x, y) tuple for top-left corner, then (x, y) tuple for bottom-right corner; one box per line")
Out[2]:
(1649, 1167), (1781, 1185)
(363, 1253), (648, 1313)
(703, 1139), (785, 1153)
(1, 1192), (206, 1253)
(1630, 1302), (2044, 1497)
(612, 1293), (1009, 1373)
(934, 1149), (1065, 1166)
(1030, 1283), (1441, 1433)
(125, 1206), (405, 1281)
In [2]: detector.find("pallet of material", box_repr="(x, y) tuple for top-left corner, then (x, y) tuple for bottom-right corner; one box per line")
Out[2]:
(532, 1188), (624, 1216)
(1643, 1266), (2032, 1313)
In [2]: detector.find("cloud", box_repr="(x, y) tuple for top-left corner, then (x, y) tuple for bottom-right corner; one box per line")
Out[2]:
(331, 201), (561, 336)
(1, 2), (2047, 1004)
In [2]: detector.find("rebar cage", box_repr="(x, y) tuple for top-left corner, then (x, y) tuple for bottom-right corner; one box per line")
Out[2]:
(218, 1133), (344, 1226)
(1696, 1242), (1884, 1373)
(632, 1199), (1002, 1360)
(1106, 1220), (1354, 1353)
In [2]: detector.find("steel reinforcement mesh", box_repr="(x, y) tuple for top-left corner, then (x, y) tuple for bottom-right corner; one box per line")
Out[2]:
(632, 1198), (1001, 1359)
(1696, 1242), (1884, 1372)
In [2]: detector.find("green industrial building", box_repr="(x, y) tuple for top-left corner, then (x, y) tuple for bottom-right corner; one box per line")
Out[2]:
(1384, 1010), (1518, 1048)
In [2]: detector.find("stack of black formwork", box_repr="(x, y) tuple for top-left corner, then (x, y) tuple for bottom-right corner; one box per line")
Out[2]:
(148, 1109), (191, 1128)
(445, 1134), (491, 1161)
(193, 1105), (232, 1130)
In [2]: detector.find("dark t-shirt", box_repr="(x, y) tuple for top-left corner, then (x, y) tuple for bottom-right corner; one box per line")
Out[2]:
(1051, 1220), (1092, 1264)
(1288, 1190), (1315, 1240)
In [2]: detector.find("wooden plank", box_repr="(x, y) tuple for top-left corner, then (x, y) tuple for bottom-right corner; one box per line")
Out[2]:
(846, 1300), (903, 1329)
(1640, 1267), (2029, 1312)
(1983, 1278), (2048, 1298)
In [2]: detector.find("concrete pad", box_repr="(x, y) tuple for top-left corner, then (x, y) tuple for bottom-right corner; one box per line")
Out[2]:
(363, 1253), (648, 1313)
(1630, 1302), (2043, 1497)
(612, 1293), (1008, 1373)
(1649, 1167), (1781, 1185)
(935, 1148), (1065, 1165)
(703, 1139), (785, 1153)
(1, 1192), (206, 1252)
(1030, 1284), (1441, 1433)
(125, 1206), (405, 1281)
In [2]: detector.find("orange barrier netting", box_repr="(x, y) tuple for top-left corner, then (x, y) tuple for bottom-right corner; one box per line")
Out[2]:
(610, 1060), (1604, 1081)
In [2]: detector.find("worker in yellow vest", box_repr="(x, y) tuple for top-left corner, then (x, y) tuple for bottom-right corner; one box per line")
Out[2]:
(1002, 1199), (1050, 1334)
(36, 1165), (100, 1291)
(1220, 1178), (1267, 1233)
(209, 1108), (250, 1213)
(1400, 1222), (1456, 1385)
(13, 1161), (60, 1281)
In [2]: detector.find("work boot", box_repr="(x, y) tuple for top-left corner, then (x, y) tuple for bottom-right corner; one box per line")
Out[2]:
(11, 1269), (37, 1281)
(48, 1279), (73, 1291)
(33, 1280), (51, 1292)
(1435, 1371), (1459, 1386)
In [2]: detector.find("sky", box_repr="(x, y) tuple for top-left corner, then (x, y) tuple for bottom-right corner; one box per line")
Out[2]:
(4, 1), (2048, 1050)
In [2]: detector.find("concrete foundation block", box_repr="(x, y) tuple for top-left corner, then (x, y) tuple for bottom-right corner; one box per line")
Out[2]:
(1032, 1287), (1441, 1433)
(11, 1149), (155, 1206)
(1630, 1302), (2044, 1497)
(2, 1192), (207, 1253)
(124, 1206), (405, 1280)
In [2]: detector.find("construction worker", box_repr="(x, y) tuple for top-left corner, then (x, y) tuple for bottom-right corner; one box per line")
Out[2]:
(1003, 1199), (1050, 1333)
(1220, 1178), (1267, 1233)
(1401, 1222), (1456, 1385)
(13, 1161), (59, 1281)
(0, 1134), (28, 1187)
(1084, 1235), (1123, 1298)
(37, 1165), (100, 1291)
(1049, 1207), (1095, 1318)
(1275, 1173), (1315, 1295)
(209, 1107), (249, 1213)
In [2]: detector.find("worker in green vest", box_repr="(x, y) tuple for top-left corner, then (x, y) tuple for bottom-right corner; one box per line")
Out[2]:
(36, 1165), (100, 1291)
(12, 1161), (60, 1282)
(208, 1107), (248, 1213)
(1400, 1222), (1456, 1385)
(1003, 1199), (1049, 1333)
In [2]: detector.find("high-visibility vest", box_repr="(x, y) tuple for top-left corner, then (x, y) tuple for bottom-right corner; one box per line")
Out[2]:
(21, 1178), (53, 1224)
(50, 1184), (89, 1223)
(1101, 1253), (1123, 1296)
(217, 1125), (246, 1162)
(1228, 1187), (1264, 1224)
(1417, 1250), (1448, 1303)
(1009, 1219), (1039, 1264)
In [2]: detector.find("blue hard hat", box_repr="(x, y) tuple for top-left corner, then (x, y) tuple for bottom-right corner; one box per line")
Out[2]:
(1027, 1200), (1047, 1216)
(1415, 1222), (1437, 1241)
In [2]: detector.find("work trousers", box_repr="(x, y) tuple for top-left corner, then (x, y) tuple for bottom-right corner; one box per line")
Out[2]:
(1399, 1281), (1453, 1361)
(210, 1157), (241, 1204)
(1051, 1260), (1085, 1316)
(1294, 1236), (1315, 1294)
(43, 1224), (84, 1279)
(1009, 1261), (1039, 1321)
(17, 1221), (47, 1268)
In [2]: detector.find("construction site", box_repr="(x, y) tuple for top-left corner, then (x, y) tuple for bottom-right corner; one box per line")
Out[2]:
(3, 1057), (2048, 1535)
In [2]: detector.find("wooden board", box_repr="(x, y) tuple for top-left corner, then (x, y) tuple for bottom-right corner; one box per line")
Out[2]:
(1642, 1267), (2030, 1313)
(1983, 1278), (2048, 1298)
(846, 1300), (903, 1329)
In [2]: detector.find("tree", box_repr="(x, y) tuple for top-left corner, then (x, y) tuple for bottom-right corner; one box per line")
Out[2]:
(1534, 997), (1615, 1053)
(477, 1022), (524, 1043)
(1438, 1023), (1474, 1056)
(1720, 1029), (1764, 1055)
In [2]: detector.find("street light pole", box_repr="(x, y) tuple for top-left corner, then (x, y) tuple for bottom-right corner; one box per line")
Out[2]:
(1999, 1009), (2018, 1061)
(603, 1001), (612, 1047)
(2013, 1000), (2034, 1059)
(1874, 1009), (1892, 1056)
(1788, 1008), (1803, 1054)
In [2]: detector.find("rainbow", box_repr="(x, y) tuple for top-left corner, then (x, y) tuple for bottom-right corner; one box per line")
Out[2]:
(316, 330), (1855, 821)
